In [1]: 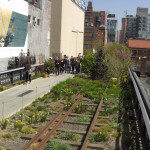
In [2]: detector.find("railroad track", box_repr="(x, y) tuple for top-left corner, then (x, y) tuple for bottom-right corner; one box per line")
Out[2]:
(24, 88), (108, 150)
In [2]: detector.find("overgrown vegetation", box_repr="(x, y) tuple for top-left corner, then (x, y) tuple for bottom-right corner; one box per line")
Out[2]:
(45, 141), (71, 150)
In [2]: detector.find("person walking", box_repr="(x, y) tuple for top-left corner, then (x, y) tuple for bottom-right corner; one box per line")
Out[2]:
(67, 59), (71, 73)
(71, 56), (75, 74)
(63, 57), (68, 73)
(55, 57), (60, 76)
(60, 58), (64, 74)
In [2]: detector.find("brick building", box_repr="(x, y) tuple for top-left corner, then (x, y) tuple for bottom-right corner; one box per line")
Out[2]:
(128, 39), (150, 61)
(84, 0), (107, 54)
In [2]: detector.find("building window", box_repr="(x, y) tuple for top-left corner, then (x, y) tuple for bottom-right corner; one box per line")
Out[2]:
(84, 44), (92, 49)
(84, 36), (92, 41)
(37, 19), (40, 25)
(85, 28), (93, 33)
(33, 17), (36, 26)
(143, 50), (147, 57)
(28, 15), (31, 23)
(132, 50), (137, 57)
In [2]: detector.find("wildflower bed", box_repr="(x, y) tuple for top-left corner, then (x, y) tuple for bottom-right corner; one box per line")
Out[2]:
(0, 76), (126, 150)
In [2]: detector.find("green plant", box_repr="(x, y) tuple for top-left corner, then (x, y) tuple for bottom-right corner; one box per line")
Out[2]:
(0, 118), (9, 130)
(40, 112), (49, 123)
(21, 127), (34, 134)
(98, 119), (109, 124)
(37, 105), (46, 111)
(14, 120), (24, 131)
(60, 131), (78, 141)
(3, 133), (12, 139)
(76, 116), (90, 122)
(90, 131), (109, 142)
(64, 100), (75, 111)
(75, 103), (87, 114)
(44, 99), (51, 104)
(44, 141), (71, 150)
(0, 85), (7, 92)
(100, 126), (113, 133)
(44, 59), (55, 73)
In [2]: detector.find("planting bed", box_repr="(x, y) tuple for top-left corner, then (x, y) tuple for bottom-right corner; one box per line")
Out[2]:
(0, 77), (123, 150)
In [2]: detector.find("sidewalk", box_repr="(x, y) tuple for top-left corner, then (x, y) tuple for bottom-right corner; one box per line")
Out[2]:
(0, 74), (74, 120)
(140, 77), (150, 98)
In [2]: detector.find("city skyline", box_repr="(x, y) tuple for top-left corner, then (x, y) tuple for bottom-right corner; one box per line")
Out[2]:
(86, 0), (150, 29)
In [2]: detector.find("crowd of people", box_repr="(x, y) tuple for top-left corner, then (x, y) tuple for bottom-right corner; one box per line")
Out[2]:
(54, 56), (82, 75)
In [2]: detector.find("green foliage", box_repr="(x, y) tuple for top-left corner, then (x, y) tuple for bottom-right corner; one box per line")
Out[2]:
(0, 119), (9, 130)
(64, 100), (75, 111)
(90, 131), (109, 142)
(98, 119), (109, 124)
(75, 102), (87, 114)
(75, 116), (90, 122)
(104, 43), (132, 81)
(37, 106), (46, 111)
(81, 54), (96, 74)
(14, 120), (24, 131)
(60, 131), (78, 141)
(44, 59), (55, 73)
(3, 133), (13, 139)
(20, 127), (34, 134)
(90, 46), (108, 80)
(45, 141), (71, 150)
(0, 85), (7, 92)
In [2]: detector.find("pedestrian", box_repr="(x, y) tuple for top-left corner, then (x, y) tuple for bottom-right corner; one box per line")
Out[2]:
(63, 57), (68, 73)
(67, 59), (71, 73)
(29, 69), (32, 83)
(55, 57), (60, 75)
(47, 67), (51, 77)
(71, 56), (75, 74)
(60, 58), (64, 74)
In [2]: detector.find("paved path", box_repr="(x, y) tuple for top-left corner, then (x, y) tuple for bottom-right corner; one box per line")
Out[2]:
(140, 77), (150, 98)
(0, 74), (74, 120)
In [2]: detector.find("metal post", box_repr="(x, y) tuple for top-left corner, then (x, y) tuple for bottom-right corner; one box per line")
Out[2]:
(36, 86), (37, 99)
(22, 94), (23, 109)
(2, 102), (4, 119)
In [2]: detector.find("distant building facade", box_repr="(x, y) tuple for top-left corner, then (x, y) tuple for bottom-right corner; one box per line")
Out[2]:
(84, 0), (107, 54)
(107, 14), (118, 43)
(26, 0), (52, 64)
(50, 0), (85, 58)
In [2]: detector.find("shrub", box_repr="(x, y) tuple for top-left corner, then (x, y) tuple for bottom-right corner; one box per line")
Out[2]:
(90, 131), (109, 142)
(76, 116), (90, 122)
(14, 120), (24, 131)
(21, 127), (34, 134)
(0, 119), (9, 130)
(0, 85), (7, 92)
(37, 106), (46, 111)
(44, 141), (71, 150)
(3, 133), (12, 139)
(44, 59), (55, 73)
(60, 131), (78, 141)
(90, 46), (108, 80)
(81, 54), (96, 74)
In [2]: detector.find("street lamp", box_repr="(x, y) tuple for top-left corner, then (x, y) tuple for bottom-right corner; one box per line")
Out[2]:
(72, 30), (84, 57)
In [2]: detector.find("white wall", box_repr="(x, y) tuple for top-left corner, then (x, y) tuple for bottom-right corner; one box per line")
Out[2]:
(0, 0), (28, 59)
(61, 0), (84, 57)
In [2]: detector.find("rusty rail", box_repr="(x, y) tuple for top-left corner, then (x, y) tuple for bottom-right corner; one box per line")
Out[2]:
(24, 93), (81, 150)
(38, 94), (83, 150)
(81, 87), (108, 150)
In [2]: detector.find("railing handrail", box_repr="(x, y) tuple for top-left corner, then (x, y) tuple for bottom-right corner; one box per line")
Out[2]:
(0, 64), (44, 75)
(129, 67), (150, 139)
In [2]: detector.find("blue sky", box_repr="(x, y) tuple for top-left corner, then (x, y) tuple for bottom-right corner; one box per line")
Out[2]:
(85, 0), (150, 30)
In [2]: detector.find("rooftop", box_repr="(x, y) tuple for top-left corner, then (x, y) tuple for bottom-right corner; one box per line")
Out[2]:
(128, 39), (150, 49)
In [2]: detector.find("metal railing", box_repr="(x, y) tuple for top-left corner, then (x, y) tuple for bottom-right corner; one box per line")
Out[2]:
(0, 64), (43, 86)
(129, 67), (150, 143)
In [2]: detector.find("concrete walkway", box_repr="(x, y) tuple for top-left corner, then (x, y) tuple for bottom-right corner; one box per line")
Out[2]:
(0, 74), (74, 120)
(140, 77), (150, 98)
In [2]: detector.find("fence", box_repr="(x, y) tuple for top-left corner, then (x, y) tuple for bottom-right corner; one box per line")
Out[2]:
(0, 64), (43, 86)
(129, 67), (150, 148)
